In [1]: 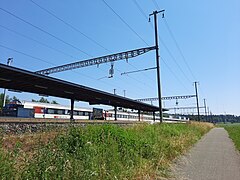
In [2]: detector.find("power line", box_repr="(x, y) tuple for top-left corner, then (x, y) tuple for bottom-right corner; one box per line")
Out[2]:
(0, 7), (92, 57)
(99, 0), (158, 86)
(159, 37), (192, 83)
(0, 5), (159, 97)
(101, 0), (160, 87)
(35, 0), (159, 91)
(0, 28), (153, 98)
(132, 0), (148, 20)
(151, 0), (161, 9)
(0, 24), (77, 60)
(161, 57), (191, 92)
(132, 1), (193, 85)
(163, 19), (197, 80)
(121, 67), (156, 75)
(28, 1), (158, 90)
(101, 0), (149, 46)
(0, 44), (55, 66)
(150, 0), (197, 81)
(29, 0), (112, 53)
(0, 24), (118, 80)
(0, 43), (144, 96)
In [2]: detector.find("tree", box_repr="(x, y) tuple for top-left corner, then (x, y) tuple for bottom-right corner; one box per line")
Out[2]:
(32, 98), (58, 104)
(51, 100), (58, 104)
(12, 96), (19, 101)
(0, 93), (10, 109)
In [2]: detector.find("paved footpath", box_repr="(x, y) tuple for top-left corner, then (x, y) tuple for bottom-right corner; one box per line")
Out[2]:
(172, 128), (240, 180)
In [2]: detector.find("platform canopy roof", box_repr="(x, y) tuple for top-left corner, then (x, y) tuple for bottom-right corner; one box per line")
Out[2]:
(0, 63), (165, 112)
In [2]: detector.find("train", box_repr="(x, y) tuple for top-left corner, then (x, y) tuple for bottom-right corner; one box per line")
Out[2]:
(1, 100), (189, 123)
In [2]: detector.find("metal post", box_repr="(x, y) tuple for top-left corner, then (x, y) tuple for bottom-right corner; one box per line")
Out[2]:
(153, 111), (156, 122)
(149, 10), (164, 123)
(203, 99), (207, 122)
(2, 89), (7, 108)
(138, 110), (140, 121)
(70, 99), (74, 122)
(104, 110), (107, 120)
(114, 106), (117, 121)
(3, 58), (13, 107)
(123, 90), (126, 97)
(207, 107), (210, 122)
(194, 82), (200, 121)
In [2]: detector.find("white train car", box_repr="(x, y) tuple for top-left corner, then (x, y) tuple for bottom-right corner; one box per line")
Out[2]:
(104, 109), (189, 123)
(3, 101), (189, 123)
(21, 101), (92, 120)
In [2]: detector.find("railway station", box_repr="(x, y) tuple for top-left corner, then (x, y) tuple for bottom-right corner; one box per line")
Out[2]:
(0, 63), (170, 122)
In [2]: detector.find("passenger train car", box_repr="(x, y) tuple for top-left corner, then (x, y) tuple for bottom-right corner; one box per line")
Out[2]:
(2, 100), (189, 123)
(104, 109), (189, 123)
(2, 101), (92, 120)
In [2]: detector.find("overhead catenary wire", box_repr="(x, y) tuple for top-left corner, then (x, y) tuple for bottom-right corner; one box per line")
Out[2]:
(29, 0), (112, 53)
(0, 44), (55, 66)
(30, 0), (157, 90)
(101, 0), (150, 46)
(28, 1), (157, 90)
(132, 0), (149, 20)
(0, 7), (92, 57)
(0, 25), (117, 79)
(0, 26), (154, 97)
(132, 0), (193, 85)
(163, 19), (197, 80)
(121, 67), (156, 75)
(151, 0), (161, 10)
(161, 57), (191, 92)
(150, 0), (197, 82)
(100, 0), (159, 86)
(0, 24), (77, 60)
(0, 3), (162, 97)
(0, 43), (148, 96)
(0, 37), (153, 97)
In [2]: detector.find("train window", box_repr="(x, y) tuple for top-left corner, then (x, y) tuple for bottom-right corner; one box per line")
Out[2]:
(73, 111), (79, 115)
(47, 108), (55, 114)
(55, 109), (65, 115)
(79, 111), (85, 116)
(47, 108), (65, 114)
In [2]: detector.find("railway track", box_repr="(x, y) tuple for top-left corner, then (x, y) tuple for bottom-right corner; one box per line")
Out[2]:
(0, 117), (147, 124)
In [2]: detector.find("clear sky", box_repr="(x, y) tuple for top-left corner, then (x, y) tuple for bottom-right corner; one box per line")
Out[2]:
(0, 0), (240, 115)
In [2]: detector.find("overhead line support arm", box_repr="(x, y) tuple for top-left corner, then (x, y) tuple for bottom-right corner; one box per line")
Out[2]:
(136, 95), (196, 102)
(36, 46), (156, 75)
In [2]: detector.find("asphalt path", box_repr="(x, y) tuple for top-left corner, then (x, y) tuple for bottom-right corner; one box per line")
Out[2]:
(172, 127), (240, 180)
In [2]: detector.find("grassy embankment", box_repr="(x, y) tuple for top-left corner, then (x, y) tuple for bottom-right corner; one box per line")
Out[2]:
(0, 122), (213, 179)
(222, 124), (240, 151)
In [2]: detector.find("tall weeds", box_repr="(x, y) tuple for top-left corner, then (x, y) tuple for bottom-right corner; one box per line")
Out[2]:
(0, 122), (212, 179)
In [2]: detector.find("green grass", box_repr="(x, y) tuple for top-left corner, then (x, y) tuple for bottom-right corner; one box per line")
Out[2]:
(223, 125), (240, 151)
(0, 122), (212, 179)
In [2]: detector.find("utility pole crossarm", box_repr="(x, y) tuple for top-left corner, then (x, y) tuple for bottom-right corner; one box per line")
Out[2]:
(36, 46), (156, 75)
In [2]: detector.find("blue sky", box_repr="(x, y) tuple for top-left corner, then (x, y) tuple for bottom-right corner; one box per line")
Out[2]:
(0, 0), (240, 115)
